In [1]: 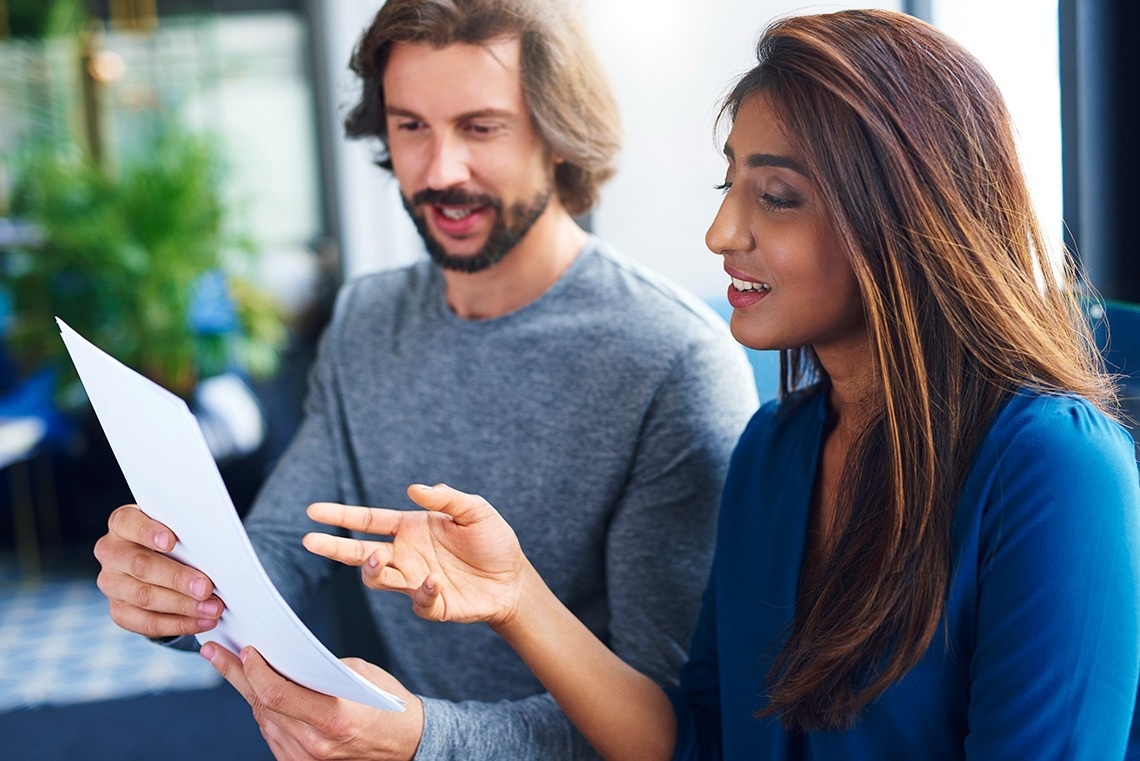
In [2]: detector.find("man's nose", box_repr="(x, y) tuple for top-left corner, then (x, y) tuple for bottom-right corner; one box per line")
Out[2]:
(426, 133), (472, 189)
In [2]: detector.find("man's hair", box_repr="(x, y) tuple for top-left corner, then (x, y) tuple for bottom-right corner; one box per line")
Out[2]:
(717, 9), (1116, 732)
(344, 0), (621, 216)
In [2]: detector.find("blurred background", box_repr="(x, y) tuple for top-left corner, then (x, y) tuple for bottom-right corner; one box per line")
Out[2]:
(0, 0), (1135, 759)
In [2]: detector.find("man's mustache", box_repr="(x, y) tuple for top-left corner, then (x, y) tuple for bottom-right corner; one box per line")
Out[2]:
(411, 188), (503, 210)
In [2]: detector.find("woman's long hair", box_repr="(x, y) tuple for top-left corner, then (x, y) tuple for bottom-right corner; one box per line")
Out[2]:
(719, 9), (1117, 731)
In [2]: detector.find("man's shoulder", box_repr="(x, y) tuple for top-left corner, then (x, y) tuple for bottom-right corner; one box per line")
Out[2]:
(329, 260), (438, 324)
(573, 239), (728, 339)
(339, 260), (437, 303)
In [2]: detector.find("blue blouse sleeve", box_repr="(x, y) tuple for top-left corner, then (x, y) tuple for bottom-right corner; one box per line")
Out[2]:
(668, 566), (722, 761)
(966, 397), (1140, 758)
(667, 401), (787, 760)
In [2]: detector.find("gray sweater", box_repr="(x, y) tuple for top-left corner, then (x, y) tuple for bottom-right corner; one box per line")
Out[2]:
(242, 239), (758, 759)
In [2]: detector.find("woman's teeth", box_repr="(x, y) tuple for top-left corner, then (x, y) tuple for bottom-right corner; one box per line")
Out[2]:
(732, 277), (770, 292)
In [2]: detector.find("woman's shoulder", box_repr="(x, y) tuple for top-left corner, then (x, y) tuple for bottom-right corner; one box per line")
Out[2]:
(968, 389), (1140, 520)
(986, 389), (1134, 460)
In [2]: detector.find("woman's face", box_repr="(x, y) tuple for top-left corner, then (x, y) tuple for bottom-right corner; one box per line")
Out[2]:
(707, 93), (867, 365)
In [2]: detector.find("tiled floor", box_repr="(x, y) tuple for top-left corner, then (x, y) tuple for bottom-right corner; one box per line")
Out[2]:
(0, 560), (221, 712)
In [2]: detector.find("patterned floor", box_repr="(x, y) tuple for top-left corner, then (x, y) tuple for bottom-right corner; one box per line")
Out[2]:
(0, 562), (221, 712)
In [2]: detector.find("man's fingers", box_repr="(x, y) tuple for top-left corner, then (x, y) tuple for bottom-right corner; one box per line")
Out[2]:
(201, 642), (256, 705)
(97, 511), (215, 602)
(108, 600), (218, 639)
(239, 646), (336, 722)
(98, 569), (223, 620)
(302, 533), (393, 568)
(107, 504), (177, 553)
(98, 545), (216, 601)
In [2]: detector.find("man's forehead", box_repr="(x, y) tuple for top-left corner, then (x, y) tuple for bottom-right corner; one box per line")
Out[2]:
(383, 37), (527, 117)
(386, 36), (521, 77)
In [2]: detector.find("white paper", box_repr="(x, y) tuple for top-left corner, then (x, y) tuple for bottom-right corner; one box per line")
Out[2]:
(57, 318), (404, 712)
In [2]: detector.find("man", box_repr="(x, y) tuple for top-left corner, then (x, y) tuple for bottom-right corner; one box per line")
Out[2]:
(93, 0), (758, 758)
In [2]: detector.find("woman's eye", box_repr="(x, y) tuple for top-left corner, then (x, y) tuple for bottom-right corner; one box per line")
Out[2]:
(713, 181), (732, 193)
(760, 192), (798, 211)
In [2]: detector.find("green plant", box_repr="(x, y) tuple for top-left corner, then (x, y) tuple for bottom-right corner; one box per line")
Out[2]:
(6, 125), (285, 400)
(5, 0), (86, 40)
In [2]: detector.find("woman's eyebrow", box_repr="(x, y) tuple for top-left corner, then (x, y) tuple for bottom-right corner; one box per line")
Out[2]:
(722, 144), (807, 176)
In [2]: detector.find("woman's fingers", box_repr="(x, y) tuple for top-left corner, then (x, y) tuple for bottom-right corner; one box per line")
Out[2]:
(302, 533), (393, 568)
(363, 563), (421, 593)
(306, 502), (402, 534)
(410, 574), (444, 619)
(406, 483), (496, 525)
(307, 485), (496, 540)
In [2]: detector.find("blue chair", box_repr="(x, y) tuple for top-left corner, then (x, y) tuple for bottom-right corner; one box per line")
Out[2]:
(0, 367), (69, 577)
(1089, 299), (1140, 460)
(707, 296), (780, 404)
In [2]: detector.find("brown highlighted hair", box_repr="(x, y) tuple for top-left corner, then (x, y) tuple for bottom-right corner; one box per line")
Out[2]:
(343, 0), (621, 216)
(717, 9), (1115, 731)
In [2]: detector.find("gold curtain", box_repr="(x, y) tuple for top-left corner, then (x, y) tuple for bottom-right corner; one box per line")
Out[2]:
(109, 0), (157, 32)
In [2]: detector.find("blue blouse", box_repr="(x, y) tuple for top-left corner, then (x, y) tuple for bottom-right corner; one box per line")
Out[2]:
(670, 389), (1140, 759)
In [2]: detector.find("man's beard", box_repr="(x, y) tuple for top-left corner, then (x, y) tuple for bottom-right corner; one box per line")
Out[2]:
(402, 186), (552, 274)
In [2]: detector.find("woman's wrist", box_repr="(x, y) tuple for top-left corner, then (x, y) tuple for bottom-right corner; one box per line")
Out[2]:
(491, 557), (558, 642)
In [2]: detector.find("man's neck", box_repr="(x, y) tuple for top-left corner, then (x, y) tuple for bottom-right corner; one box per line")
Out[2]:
(441, 207), (588, 320)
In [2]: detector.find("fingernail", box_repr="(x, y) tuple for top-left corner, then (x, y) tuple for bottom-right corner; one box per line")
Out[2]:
(424, 578), (437, 594)
(198, 599), (221, 617)
(239, 647), (249, 664)
(367, 553), (379, 569)
(154, 532), (172, 552)
(190, 579), (207, 598)
(200, 643), (216, 663)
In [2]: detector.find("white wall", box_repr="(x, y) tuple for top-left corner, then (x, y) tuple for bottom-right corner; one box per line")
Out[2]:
(320, 1), (900, 287)
(320, 1), (1061, 301)
(316, 0), (425, 280)
(929, 0), (1062, 256)
(583, 0), (899, 298)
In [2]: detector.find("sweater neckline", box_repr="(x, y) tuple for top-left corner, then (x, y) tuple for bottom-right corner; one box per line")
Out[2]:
(431, 237), (599, 330)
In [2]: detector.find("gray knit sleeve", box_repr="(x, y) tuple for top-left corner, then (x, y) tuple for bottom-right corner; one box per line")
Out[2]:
(416, 694), (598, 760)
(242, 289), (355, 614)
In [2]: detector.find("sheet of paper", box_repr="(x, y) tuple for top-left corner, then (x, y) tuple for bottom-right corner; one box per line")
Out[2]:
(57, 318), (404, 712)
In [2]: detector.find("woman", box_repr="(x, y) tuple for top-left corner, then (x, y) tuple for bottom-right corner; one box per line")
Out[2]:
(303, 9), (1140, 759)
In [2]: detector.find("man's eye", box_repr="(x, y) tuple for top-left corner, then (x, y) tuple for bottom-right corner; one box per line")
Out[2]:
(466, 123), (498, 136)
(395, 120), (423, 132)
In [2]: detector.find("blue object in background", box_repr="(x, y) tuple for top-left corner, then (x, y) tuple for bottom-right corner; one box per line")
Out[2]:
(0, 367), (71, 451)
(189, 270), (239, 335)
(707, 296), (780, 404)
(1088, 299), (1140, 460)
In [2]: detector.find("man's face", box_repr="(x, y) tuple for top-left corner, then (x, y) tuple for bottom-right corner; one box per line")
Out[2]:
(382, 38), (557, 273)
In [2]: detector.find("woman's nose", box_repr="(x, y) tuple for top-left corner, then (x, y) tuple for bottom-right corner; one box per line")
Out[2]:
(705, 193), (752, 257)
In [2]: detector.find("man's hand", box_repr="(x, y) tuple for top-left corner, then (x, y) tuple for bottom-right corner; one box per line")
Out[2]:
(201, 643), (425, 761)
(93, 504), (223, 639)
(302, 483), (530, 627)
